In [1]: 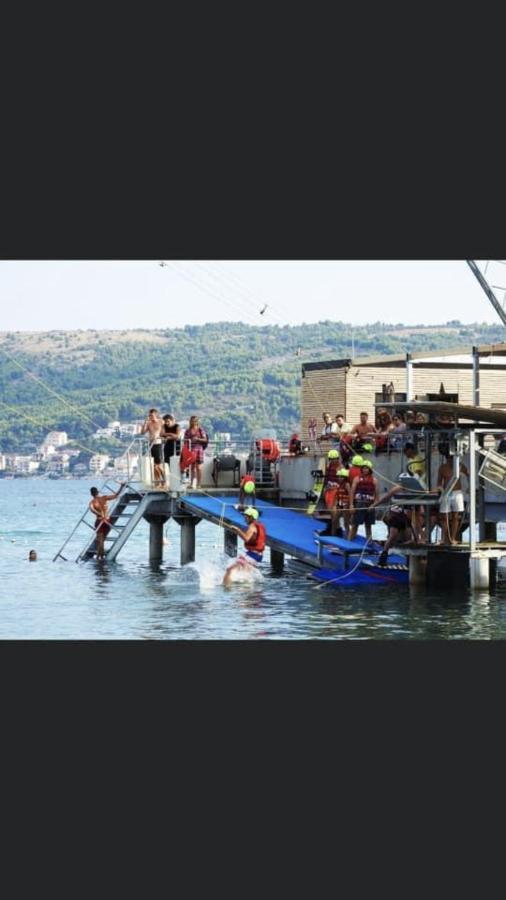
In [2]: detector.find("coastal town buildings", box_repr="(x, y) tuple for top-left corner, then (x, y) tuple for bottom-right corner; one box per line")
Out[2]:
(89, 454), (110, 473)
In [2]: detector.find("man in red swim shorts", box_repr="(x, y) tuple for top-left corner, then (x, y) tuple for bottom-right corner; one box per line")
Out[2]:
(89, 483), (125, 560)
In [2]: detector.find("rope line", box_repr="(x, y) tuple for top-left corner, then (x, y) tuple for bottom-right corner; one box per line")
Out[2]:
(0, 344), (104, 431)
(0, 400), (124, 459)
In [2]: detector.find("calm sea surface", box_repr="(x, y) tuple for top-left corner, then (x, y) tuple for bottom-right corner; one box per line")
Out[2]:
(1, 478), (506, 640)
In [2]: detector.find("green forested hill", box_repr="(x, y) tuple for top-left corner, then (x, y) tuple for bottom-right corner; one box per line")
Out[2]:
(0, 320), (504, 453)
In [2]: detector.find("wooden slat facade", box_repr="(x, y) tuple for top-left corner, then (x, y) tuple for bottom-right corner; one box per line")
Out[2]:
(301, 367), (346, 440)
(302, 361), (506, 433)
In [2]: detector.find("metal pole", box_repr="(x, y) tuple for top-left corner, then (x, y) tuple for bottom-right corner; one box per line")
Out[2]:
(406, 354), (414, 401)
(472, 345), (480, 407)
(469, 429), (477, 552)
(425, 430), (431, 546)
(466, 260), (506, 327)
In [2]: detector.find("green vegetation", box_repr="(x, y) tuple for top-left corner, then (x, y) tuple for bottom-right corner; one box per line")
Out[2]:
(0, 320), (503, 452)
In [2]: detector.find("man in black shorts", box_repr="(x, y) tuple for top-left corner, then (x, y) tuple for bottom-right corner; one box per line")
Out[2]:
(141, 408), (165, 486)
(162, 414), (181, 465)
(376, 503), (415, 566)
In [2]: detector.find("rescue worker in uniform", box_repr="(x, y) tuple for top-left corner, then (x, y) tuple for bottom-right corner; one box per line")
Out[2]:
(349, 460), (379, 542)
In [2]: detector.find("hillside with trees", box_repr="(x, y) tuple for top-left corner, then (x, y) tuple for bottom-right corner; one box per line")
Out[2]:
(0, 320), (504, 453)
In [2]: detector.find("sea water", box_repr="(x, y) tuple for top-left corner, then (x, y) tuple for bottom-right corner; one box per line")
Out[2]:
(1, 478), (506, 639)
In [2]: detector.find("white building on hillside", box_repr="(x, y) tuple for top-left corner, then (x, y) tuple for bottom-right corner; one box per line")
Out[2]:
(119, 423), (142, 437)
(43, 431), (68, 448)
(94, 427), (114, 438)
(89, 454), (109, 473)
(14, 456), (40, 475)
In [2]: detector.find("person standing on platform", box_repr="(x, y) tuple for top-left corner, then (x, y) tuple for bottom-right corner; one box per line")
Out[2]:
(141, 408), (166, 487)
(349, 460), (379, 542)
(183, 416), (209, 488)
(162, 414), (181, 476)
(437, 453), (469, 545)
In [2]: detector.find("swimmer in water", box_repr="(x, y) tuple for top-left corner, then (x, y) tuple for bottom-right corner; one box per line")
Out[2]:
(29, 550), (37, 561)
(223, 508), (266, 587)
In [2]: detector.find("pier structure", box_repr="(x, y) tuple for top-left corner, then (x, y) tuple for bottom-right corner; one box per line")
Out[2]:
(54, 368), (506, 590)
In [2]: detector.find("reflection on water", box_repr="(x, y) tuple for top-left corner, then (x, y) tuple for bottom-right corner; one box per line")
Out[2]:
(1, 479), (506, 639)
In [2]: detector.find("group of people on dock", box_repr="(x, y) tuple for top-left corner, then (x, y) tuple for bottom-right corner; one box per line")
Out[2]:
(140, 409), (208, 489)
(314, 409), (470, 565)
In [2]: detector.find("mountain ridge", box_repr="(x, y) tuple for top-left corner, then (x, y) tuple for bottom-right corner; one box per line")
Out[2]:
(1, 319), (504, 453)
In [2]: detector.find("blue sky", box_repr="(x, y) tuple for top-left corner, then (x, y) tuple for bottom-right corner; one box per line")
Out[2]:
(0, 260), (503, 331)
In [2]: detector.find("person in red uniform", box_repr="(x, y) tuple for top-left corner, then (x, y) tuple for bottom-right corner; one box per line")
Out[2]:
(348, 454), (365, 484)
(223, 508), (266, 585)
(237, 474), (256, 510)
(349, 460), (379, 542)
(320, 468), (351, 538)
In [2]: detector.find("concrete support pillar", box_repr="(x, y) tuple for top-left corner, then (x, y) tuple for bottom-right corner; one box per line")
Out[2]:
(469, 554), (490, 590)
(270, 548), (285, 573)
(224, 529), (238, 558)
(149, 519), (165, 564)
(180, 518), (197, 565)
(409, 554), (426, 586)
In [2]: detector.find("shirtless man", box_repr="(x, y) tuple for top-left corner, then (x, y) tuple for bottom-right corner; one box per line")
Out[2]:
(89, 483), (125, 560)
(141, 408), (165, 486)
(437, 453), (469, 545)
(350, 411), (377, 447)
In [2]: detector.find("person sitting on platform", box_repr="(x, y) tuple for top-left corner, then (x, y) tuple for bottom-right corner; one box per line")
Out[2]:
(349, 460), (379, 543)
(374, 410), (393, 455)
(223, 508), (266, 586)
(320, 412), (339, 447)
(350, 411), (377, 448)
(335, 414), (352, 438)
(389, 413), (406, 451)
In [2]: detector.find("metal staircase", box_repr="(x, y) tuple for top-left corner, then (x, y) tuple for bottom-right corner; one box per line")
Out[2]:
(53, 481), (151, 563)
